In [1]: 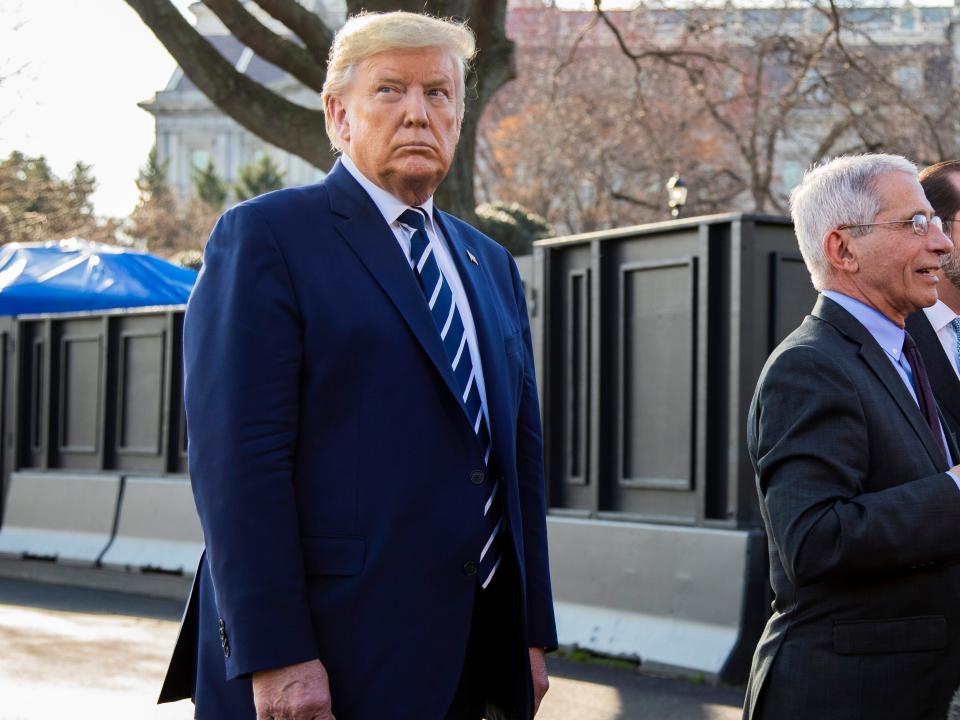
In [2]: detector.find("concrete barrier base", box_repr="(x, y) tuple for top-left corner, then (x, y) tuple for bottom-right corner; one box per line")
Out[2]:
(547, 516), (767, 683)
(99, 476), (203, 574)
(0, 472), (121, 565)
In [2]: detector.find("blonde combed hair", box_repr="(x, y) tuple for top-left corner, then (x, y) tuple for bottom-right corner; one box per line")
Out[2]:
(321, 11), (476, 151)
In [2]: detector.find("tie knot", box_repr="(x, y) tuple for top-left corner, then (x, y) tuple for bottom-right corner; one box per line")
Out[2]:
(903, 331), (918, 354)
(952, 317), (960, 335)
(398, 208), (427, 233)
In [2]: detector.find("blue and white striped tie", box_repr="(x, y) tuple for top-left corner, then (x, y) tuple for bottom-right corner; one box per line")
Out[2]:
(399, 208), (503, 589)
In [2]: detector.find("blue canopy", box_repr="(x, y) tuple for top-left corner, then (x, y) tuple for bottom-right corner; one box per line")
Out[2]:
(0, 239), (197, 315)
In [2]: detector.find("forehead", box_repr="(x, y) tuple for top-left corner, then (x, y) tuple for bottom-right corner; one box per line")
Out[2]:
(356, 46), (459, 82)
(876, 170), (930, 214)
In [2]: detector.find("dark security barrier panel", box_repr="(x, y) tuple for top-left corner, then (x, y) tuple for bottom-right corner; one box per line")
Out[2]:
(530, 213), (815, 682)
(0, 306), (193, 573)
(13, 308), (187, 478)
(533, 214), (817, 528)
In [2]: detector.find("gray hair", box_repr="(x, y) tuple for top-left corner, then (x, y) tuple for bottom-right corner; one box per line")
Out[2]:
(321, 11), (476, 152)
(790, 153), (918, 290)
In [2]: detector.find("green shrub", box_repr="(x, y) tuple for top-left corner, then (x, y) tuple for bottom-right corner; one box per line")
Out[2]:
(474, 202), (553, 256)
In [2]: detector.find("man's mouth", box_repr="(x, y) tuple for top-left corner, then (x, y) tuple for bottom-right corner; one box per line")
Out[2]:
(917, 267), (941, 281)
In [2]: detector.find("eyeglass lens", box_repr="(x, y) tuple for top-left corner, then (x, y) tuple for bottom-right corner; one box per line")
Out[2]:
(912, 214), (943, 235)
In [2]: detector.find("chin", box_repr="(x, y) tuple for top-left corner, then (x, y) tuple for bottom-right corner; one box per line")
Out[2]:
(398, 167), (446, 190)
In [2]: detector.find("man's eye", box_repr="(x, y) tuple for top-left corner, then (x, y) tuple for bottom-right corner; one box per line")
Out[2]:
(377, 86), (397, 94)
(428, 88), (451, 98)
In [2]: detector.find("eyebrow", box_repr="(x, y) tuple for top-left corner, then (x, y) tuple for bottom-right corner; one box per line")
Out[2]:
(372, 73), (453, 86)
(374, 74), (407, 86)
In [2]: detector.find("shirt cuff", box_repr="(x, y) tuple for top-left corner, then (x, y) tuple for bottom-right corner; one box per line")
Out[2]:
(947, 470), (960, 492)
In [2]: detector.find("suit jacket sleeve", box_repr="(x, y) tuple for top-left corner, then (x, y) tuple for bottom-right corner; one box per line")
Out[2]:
(184, 203), (318, 679)
(750, 344), (960, 587)
(509, 256), (558, 650)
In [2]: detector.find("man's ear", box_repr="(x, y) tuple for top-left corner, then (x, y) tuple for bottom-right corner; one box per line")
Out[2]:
(328, 96), (350, 145)
(824, 229), (859, 273)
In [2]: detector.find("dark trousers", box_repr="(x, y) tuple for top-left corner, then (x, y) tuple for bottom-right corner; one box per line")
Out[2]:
(445, 551), (533, 720)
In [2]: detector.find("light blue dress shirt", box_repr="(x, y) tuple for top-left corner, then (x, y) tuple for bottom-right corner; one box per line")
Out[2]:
(823, 291), (958, 485)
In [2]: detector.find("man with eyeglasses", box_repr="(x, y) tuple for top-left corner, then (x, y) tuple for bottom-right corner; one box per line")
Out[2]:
(905, 160), (960, 437)
(742, 154), (960, 720)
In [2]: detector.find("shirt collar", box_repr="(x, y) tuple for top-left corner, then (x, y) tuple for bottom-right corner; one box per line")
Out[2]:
(922, 299), (960, 333)
(822, 290), (907, 360)
(340, 152), (435, 225)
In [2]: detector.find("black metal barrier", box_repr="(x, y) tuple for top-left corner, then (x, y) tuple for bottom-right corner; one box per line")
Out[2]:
(0, 307), (187, 521)
(531, 213), (816, 529)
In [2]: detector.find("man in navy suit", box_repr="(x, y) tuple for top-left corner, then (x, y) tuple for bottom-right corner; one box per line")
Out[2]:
(159, 11), (556, 720)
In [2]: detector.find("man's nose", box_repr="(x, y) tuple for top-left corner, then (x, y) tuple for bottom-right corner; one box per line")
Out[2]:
(402, 89), (429, 126)
(933, 224), (953, 254)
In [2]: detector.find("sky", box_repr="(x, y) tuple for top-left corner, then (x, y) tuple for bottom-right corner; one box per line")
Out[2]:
(0, 0), (950, 220)
(0, 0), (197, 218)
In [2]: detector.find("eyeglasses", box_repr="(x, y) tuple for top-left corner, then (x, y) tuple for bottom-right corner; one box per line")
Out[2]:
(837, 214), (944, 236)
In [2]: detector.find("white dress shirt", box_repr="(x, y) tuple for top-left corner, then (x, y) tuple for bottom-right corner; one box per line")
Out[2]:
(339, 153), (490, 427)
(922, 299), (960, 379)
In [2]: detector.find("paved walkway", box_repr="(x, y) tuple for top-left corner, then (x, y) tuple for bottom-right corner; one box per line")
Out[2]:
(0, 578), (744, 720)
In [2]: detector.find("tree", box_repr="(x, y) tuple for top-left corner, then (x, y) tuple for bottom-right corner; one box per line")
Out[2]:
(122, 0), (516, 220)
(474, 201), (552, 256)
(478, 2), (960, 234)
(0, 151), (120, 243)
(127, 148), (218, 254)
(137, 144), (169, 200)
(234, 154), (285, 202)
(193, 159), (228, 210)
(590, 1), (958, 215)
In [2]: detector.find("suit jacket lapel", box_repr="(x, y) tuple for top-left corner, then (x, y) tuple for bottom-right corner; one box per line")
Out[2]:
(813, 295), (947, 468)
(326, 163), (465, 410)
(434, 211), (514, 455)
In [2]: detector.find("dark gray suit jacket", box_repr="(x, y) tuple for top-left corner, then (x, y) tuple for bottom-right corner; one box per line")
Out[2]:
(906, 310), (960, 437)
(743, 295), (960, 720)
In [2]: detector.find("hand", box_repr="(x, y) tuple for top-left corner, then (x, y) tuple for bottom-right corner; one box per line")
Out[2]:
(529, 647), (549, 716)
(252, 658), (335, 720)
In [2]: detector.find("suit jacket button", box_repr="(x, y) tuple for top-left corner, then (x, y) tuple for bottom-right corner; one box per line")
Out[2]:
(223, 641), (230, 658)
(470, 470), (485, 485)
(463, 561), (478, 576)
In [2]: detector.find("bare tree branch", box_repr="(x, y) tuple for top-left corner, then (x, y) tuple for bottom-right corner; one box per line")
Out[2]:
(203, 0), (325, 91)
(124, 0), (334, 169)
(253, 0), (333, 64)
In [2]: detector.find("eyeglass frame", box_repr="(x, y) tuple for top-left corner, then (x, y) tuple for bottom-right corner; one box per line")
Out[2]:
(836, 213), (944, 237)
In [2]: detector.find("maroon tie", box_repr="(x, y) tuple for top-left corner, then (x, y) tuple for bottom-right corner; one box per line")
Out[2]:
(902, 332), (947, 461)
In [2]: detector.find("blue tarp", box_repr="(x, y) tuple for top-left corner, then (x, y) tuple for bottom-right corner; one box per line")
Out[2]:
(0, 239), (197, 315)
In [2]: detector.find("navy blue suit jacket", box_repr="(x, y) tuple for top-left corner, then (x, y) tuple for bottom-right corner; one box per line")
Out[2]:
(160, 161), (557, 719)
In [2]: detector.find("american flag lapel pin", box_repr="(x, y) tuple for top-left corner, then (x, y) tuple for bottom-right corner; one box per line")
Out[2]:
(467, 251), (479, 266)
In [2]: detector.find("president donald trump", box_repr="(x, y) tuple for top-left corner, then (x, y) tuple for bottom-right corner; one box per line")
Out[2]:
(159, 11), (557, 720)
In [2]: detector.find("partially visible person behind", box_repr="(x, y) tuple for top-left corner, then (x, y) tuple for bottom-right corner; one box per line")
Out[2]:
(906, 159), (960, 434)
(158, 11), (556, 720)
(743, 154), (960, 720)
